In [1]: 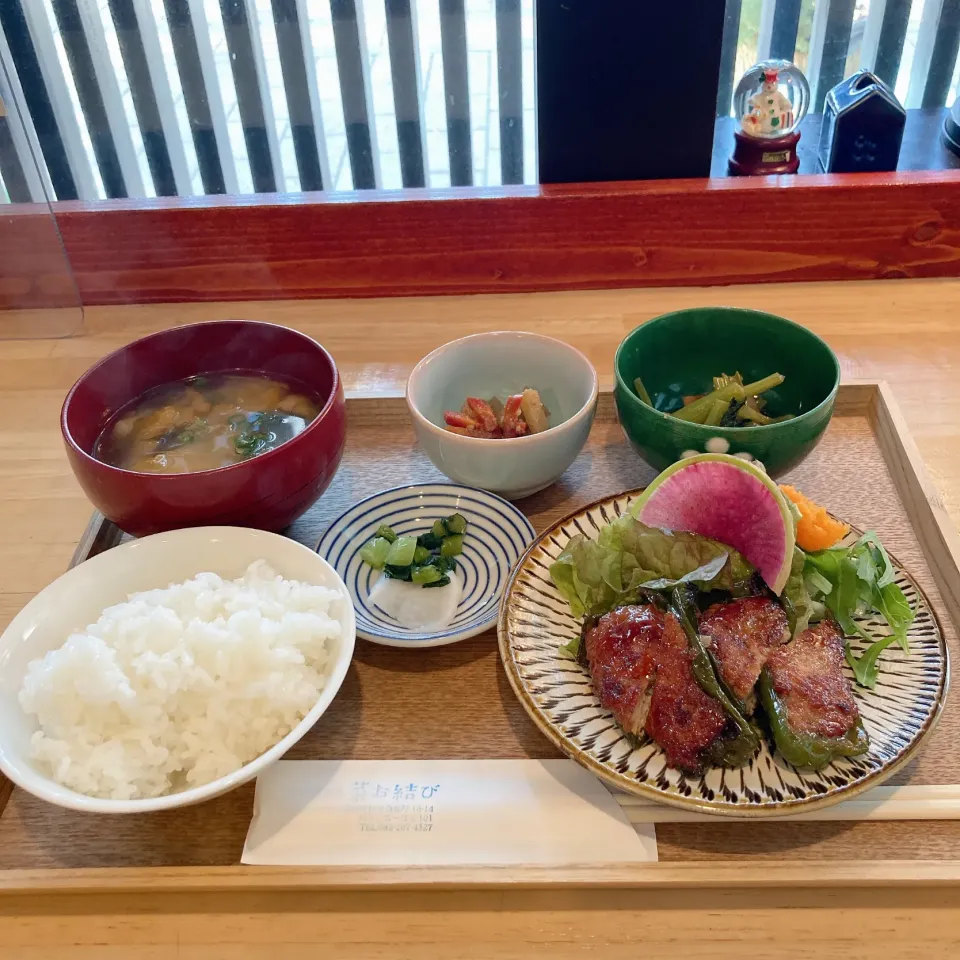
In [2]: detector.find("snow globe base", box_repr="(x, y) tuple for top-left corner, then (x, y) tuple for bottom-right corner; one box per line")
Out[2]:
(728, 129), (801, 176)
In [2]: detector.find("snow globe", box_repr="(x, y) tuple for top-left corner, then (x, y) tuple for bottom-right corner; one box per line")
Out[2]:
(728, 59), (810, 176)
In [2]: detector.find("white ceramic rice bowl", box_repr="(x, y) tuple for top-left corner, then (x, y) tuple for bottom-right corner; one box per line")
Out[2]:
(0, 526), (356, 814)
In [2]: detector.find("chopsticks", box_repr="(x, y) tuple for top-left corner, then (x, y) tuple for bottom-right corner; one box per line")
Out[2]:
(614, 785), (960, 822)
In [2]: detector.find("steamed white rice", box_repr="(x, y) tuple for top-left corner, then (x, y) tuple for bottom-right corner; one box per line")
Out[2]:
(19, 560), (343, 801)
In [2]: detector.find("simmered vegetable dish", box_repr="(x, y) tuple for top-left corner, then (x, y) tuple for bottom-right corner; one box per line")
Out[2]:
(443, 390), (550, 438)
(94, 373), (321, 474)
(633, 371), (792, 427)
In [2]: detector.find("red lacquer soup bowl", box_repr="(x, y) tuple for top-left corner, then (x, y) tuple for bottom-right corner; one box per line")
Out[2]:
(61, 320), (347, 536)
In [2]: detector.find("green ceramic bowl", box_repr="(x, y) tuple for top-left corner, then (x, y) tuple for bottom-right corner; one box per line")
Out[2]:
(614, 307), (840, 476)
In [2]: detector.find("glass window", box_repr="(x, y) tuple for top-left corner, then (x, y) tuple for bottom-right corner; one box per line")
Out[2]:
(2, 0), (960, 200)
(718, 0), (960, 116)
(0, 0), (537, 200)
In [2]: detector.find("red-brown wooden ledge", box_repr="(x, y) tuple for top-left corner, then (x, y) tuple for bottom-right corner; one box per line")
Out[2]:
(51, 171), (960, 305)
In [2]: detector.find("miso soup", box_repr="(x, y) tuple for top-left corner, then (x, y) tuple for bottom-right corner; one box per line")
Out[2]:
(95, 373), (322, 474)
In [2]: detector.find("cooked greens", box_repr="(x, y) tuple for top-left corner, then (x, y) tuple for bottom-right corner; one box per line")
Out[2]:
(631, 370), (794, 428)
(232, 421), (272, 458)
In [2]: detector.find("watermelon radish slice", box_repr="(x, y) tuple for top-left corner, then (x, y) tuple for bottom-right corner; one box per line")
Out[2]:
(630, 454), (796, 595)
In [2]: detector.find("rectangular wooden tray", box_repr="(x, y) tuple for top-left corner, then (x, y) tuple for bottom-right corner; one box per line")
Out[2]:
(1, 382), (959, 893)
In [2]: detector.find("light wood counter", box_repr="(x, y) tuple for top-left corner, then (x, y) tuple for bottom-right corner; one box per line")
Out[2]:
(1, 278), (960, 957)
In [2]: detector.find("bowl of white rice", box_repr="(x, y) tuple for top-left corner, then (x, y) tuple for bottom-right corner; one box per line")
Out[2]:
(0, 526), (355, 813)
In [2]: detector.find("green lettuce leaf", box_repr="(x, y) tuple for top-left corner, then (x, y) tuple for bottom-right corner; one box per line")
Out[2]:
(549, 516), (753, 618)
(558, 636), (581, 660)
(636, 553), (729, 591)
(846, 635), (898, 689)
(856, 531), (896, 588)
(803, 530), (915, 685)
(548, 535), (632, 618)
(804, 568), (833, 597)
(876, 580), (913, 653)
(782, 546), (823, 638)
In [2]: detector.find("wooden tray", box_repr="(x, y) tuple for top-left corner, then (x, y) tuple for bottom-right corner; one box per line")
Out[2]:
(1, 382), (959, 894)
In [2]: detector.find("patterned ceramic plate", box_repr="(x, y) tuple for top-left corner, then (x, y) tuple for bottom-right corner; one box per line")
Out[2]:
(498, 490), (950, 817)
(318, 483), (535, 647)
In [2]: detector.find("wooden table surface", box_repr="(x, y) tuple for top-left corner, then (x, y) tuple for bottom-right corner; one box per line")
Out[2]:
(2, 278), (960, 957)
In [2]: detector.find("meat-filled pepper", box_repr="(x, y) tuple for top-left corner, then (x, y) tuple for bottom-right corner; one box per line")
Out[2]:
(669, 587), (761, 768)
(759, 619), (869, 769)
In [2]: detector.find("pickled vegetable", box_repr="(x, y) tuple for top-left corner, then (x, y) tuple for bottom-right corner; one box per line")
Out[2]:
(412, 565), (443, 585)
(441, 535), (464, 557)
(445, 513), (468, 535)
(385, 536), (417, 567)
(780, 485), (850, 551)
(359, 537), (391, 569)
(360, 514), (470, 588)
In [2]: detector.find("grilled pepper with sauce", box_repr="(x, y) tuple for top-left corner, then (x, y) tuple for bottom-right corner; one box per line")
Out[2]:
(759, 619), (869, 769)
(669, 586), (761, 768)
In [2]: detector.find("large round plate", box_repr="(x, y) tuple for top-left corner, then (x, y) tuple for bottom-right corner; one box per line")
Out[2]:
(498, 490), (950, 817)
(318, 483), (535, 647)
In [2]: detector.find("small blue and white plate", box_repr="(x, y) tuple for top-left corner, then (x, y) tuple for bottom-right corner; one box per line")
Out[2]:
(316, 483), (535, 647)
